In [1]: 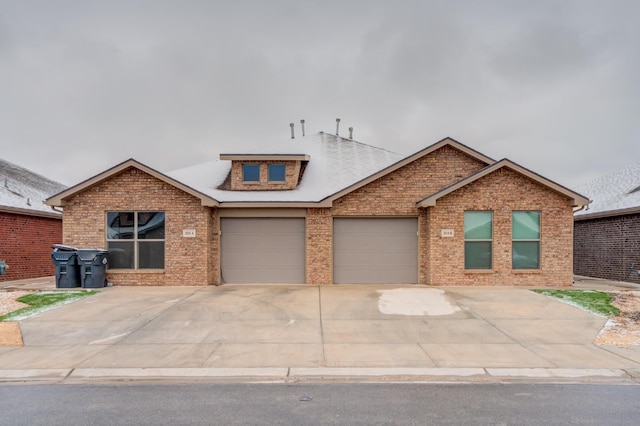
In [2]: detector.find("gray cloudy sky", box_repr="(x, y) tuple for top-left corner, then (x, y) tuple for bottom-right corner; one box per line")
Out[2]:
(1, 0), (638, 189)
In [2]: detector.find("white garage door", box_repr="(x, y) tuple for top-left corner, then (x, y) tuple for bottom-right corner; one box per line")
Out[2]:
(221, 218), (305, 283)
(333, 218), (418, 284)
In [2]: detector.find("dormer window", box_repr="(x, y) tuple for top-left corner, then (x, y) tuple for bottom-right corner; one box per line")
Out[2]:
(242, 164), (260, 182)
(268, 164), (286, 182)
(221, 153), (310, 191)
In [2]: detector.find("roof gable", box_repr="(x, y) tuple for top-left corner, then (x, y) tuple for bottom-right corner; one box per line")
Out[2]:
(45, 159), (219, 207)
(320, 137), (495, 203)
(417, 159), (590, 208)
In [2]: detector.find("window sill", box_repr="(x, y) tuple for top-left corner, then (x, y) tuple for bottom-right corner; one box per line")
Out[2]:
(511, 269), (542, 274)
(107, 269), (166, 274)
(464, 270), (495, 274)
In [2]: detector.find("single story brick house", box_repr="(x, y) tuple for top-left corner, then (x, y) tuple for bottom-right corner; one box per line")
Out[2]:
(46, 133), (589, 286)
(0, 158), (66, 282)
(573, 162), (640, 284)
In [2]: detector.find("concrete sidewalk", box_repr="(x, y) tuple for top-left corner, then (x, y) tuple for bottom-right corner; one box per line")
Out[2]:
(1, 282), (640, 384)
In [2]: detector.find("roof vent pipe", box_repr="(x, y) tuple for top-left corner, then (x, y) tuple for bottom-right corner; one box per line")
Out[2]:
(335, 118), (341, 136)
(348, 127), (353, 140)
(290, 123), (295, 139)
(300, 119), (305, 137)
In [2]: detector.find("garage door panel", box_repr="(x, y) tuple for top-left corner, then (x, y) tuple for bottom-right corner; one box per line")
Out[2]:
(336, 250), (416, 265)
(334, 218), (418, 284)
(221, 218), (305, 283)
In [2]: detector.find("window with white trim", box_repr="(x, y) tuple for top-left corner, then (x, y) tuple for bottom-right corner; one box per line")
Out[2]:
(106, 212), (165, 269)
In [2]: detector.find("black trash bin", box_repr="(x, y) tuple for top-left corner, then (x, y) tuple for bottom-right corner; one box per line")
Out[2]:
(77, 249), (109, 289)
(51, 245), (80, 288)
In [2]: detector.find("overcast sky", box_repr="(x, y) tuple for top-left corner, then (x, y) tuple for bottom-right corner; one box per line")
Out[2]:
(1, 0), (638, 190)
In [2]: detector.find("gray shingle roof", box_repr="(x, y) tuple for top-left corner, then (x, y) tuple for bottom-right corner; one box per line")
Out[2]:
(0, 158), (67, 216)
(574, 161), (640, 218)
(168, 132), (405, 203)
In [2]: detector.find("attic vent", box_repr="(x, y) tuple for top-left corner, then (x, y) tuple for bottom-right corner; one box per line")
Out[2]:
(1, 177), (23, 197)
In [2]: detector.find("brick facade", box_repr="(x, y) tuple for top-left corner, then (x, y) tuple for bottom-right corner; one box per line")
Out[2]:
(574, 213), (640, 284)
(58, 145), (577, 287)
(0, 212), (61, 282)
(62, 168), (215, 286)
(427, 168), (574, 286)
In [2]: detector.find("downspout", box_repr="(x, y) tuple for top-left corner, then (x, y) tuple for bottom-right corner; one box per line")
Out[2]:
(51, 206), (63, 214)
(572, 205), (586, 214)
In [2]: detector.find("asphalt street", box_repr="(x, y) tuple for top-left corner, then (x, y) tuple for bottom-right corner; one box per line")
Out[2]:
(1, 383), (639, 425)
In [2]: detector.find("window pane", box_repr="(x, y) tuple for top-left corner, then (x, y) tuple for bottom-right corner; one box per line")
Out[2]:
(513, 211), (540, 239)
(137, 212), (165, 239)
(106, 212), (134, 239)
(268, 164), (286, 181)
(465, 241), (492, 269)
(107, 241), (134, 269)
(138, 241), (165, 269)
(513, 241), (540, 269)
(243, 164), (260, 181)
(464, 212), (492, 239)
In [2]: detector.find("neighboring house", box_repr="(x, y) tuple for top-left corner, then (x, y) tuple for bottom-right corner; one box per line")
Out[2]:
(573, 162), (640, 284)
(46, 133), (589, 287)
(0, 158), (67, 282)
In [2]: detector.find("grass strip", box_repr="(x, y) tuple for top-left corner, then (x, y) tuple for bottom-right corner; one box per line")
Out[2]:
(532, 289), (620, 317)
(0, 290), (98, 321)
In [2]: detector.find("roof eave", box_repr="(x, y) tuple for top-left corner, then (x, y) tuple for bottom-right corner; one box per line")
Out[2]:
(0, 205), (62, 219)
(219, 154), (310, 161)
(219, 200), (332, 208)
(417, 159), (591, 208)
(575, 206), (640, 221)
(45, 159), (220, 207)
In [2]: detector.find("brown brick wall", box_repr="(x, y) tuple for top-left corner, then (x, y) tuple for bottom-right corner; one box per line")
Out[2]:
(427, 168), (574, 286)
(59, 145), (576, 287)
(305, 208), (333, 284)
(332, 146), (487, 216)
(62, 168), (215, 286)
(303, 145), (487, 285)
(230, 160), (301, 190)
(574, 213), (640, 283)
(0, 212), (62, 282)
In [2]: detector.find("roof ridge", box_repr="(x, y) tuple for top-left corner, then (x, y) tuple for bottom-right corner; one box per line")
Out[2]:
(0, 157), (67, 190)
(318, 131), (404, 156)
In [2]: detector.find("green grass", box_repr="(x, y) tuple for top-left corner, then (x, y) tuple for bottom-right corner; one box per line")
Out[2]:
(0, 290), (98, 321)
(532, 289), (620, 317)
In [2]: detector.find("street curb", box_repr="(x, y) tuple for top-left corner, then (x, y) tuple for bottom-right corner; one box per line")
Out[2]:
(0, 367), (637, 383)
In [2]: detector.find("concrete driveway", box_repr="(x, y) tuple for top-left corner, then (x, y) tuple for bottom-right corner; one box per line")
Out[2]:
(1, 284), (640, 381)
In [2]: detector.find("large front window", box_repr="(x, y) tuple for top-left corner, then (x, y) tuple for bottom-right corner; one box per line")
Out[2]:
(512, 211), (540, 269)
(464, 211), (493, 269)
(106, 212), (165, 269)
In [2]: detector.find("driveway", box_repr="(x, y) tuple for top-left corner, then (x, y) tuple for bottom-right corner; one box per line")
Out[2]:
(1, 284), (640, 375)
